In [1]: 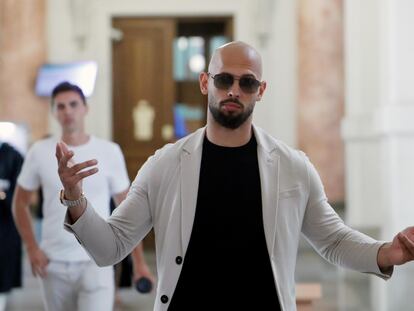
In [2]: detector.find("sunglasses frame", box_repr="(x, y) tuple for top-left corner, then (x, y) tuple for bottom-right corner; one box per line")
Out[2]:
(207, 72), (262, 94)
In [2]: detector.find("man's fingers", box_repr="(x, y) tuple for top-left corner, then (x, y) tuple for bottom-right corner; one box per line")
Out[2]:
(69, 159), (98, 175)
(55, 142), (64, 163)
(55, 142), (98, 187)
(402, 226), (414, 239)
(65, 167), (99, 186)
(57, 148), (74, 171)
(31, 265), (37, 277)
(38, 265), (47, 278)
(61, 167), (98, 189)
(55, 142), (70, 160)
(56, 144), (97, 175)
(31, 263), (47, 278)
(63, 161), (98, 186)
(398, 233), (414, 257)
(33, 265), (47, 278)
(60, 141), (69, 153)
(59, 142), (78, 168)
(72, 167), (99, 183)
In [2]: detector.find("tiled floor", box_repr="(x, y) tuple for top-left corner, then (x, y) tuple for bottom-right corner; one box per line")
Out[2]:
(5, 227), (414, 311)
(295, 240), (371, 311)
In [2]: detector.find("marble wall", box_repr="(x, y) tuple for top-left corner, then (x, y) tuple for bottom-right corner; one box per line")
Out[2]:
(0, 0), (48, 142)
(297, 0), (344, 203)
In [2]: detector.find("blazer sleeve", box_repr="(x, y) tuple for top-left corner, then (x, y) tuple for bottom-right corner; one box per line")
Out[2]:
(300, 154), (391, 279)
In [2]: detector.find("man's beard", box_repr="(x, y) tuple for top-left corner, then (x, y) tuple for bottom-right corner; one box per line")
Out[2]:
(208, 98), (254, 129)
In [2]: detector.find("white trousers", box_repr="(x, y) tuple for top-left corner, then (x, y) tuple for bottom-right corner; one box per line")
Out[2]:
(0, 293), (7, 311)
(39, 260), (114, 311)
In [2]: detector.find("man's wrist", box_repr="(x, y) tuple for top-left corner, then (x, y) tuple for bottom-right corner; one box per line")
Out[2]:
(377, 242), (393, 272)
(63, 189), (82, 201)
(60, 189), (86, 207)
(26, 243), (39, 253)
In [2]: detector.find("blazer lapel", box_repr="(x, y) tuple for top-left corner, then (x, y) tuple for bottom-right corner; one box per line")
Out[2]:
(180, 128), (205, 255)
(254, 126), (280, 258)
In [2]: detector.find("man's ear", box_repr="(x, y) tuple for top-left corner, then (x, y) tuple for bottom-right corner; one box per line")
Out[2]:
(256, 81), (267, 101)
(199, 72), (209, 95)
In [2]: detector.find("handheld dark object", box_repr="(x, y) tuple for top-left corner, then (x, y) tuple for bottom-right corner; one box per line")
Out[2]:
(135, 277), (153, 293)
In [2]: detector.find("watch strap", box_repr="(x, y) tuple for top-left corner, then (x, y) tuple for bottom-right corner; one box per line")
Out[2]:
(59, 190), (85, 207)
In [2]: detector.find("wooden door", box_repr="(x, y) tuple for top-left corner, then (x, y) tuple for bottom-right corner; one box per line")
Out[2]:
(112, 18), (175, 182)
(112, 18), (175, 249)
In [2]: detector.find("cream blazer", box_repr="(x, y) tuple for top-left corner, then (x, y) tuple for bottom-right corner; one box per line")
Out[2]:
(65, 125), (389, 311)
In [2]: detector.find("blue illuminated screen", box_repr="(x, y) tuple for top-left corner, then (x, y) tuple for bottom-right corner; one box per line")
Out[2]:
(35, 61), (97, 97)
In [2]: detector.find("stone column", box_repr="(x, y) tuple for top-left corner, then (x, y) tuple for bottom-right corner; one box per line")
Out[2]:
(0, 0), (48, 142)
(343, 1), (414, 310)
(298, 0), (345, 204)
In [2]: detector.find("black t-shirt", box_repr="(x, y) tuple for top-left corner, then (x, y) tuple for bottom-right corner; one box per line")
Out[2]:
(168, 134), (280, 310)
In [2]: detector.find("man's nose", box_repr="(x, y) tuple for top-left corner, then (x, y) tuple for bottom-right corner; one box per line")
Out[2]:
(226, 80), (241, 98)
(62, 107), (73, 115)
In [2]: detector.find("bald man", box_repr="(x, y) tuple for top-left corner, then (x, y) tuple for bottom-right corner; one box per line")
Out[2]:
(57, 41), (414, 311)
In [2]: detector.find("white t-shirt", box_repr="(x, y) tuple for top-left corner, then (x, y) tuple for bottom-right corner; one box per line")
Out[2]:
(17, 136), (130, 261)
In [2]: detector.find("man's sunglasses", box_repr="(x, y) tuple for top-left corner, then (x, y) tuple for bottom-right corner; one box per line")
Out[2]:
(207, 72), (262, 94)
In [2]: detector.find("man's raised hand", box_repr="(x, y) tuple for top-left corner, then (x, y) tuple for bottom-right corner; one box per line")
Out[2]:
(55, 142), (98, 200)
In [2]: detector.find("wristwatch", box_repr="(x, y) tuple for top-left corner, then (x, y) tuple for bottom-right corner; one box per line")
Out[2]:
(59, 190), (85, 207)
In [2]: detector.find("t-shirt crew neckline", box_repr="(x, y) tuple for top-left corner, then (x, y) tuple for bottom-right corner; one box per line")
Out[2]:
(64, 135), (94, 150)
(203, 133), (256, 151)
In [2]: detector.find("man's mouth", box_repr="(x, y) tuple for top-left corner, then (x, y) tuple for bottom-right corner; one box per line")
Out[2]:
(222, 103), (241, 112)
(220, 101), (242, 112)
(64, 118), (74, 124)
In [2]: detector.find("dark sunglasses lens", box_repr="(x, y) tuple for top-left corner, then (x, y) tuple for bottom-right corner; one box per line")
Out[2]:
(213, 73), (234, 90)
(239, 77), (261, 93)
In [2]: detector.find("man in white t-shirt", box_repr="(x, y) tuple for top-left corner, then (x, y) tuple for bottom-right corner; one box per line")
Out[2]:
(12, 81), (153, 311)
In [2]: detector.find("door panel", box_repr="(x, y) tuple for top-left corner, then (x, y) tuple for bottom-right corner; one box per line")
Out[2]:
(112, 18), (175, 182)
